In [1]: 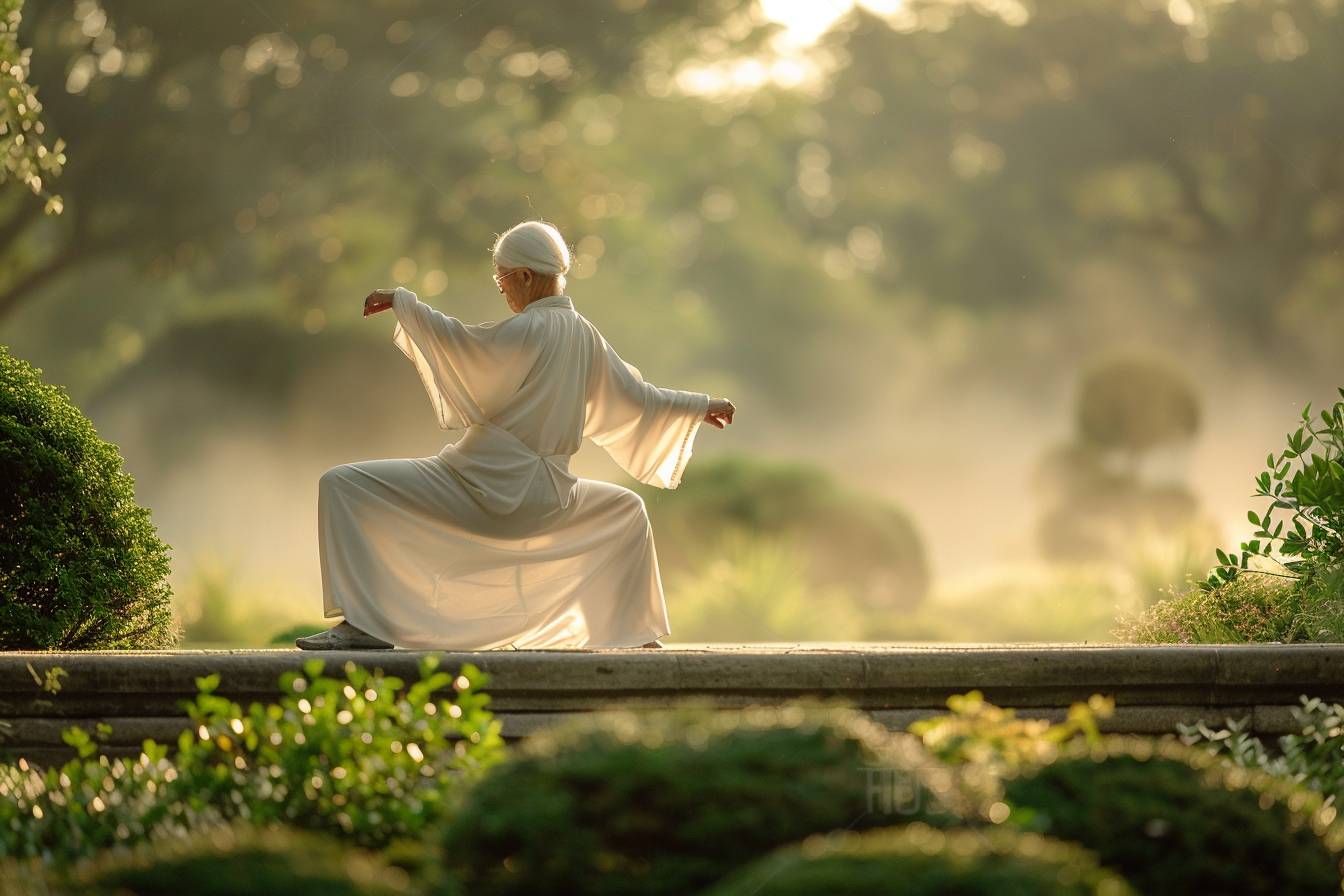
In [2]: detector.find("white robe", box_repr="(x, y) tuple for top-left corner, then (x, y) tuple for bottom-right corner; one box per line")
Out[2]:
(317, 288), (710, 649)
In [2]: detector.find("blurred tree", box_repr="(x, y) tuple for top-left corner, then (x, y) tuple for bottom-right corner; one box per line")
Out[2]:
(1, 0), (770, 321)
(1075, 355), (1200, 475)
(820, 0), (1344, 358)
(0, 0), (66, 213)
(1034, 354), (1216, 566)
(81, 311), (419, 470)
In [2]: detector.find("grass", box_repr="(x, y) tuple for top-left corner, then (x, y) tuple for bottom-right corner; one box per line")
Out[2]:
(1114, 564), (1344, 644)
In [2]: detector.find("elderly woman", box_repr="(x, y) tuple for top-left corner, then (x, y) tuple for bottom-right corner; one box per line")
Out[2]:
(299, 220), (735, 650)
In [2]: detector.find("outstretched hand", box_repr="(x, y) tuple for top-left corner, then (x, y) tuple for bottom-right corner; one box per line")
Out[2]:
(363, 288), (396, 317)
(705, 398), (735, 429)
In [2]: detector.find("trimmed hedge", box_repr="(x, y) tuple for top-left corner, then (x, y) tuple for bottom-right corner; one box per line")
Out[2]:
(702, 821), (1138, 896)
(16, 822), (420, 895)
(438, 700), (986, 896)
(0, 344), (176, 649)
(1001, 735), (1344, 895)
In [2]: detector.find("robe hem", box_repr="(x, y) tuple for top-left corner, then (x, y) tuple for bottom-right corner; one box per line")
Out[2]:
(317, 611), (668, 651)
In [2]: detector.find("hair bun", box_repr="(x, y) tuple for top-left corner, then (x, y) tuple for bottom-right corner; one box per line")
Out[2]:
(491, 220), (572, 280)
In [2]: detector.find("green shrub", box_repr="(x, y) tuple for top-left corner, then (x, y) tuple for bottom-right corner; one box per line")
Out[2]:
(169, 656), (504, 848)
(1126, 388), (1344, 645)
(638, 454), (929, 611)
(1000, 735), (1344, 895)
(1177, 693), (1344, 809)
(1112, 569), (1308, 643)
(0, 344), (177, 649)
(701, 820), (1138, 896)
(907, 689), (1115, 775)
(1203, 388), (1344, 592)
(0, 656), (504, 862)
(21, 822), (419, 895)
(0, 729), (195, 864)
(438, 700), (985, 896)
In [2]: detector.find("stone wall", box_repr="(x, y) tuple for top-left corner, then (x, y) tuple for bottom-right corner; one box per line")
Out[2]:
(2, 643), (1340, 765)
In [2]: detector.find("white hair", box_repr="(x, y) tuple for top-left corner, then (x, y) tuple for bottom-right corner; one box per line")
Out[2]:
(491, 220), (571, 292)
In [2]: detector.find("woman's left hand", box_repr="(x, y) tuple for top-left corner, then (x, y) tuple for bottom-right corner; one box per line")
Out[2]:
(363, 289), (396, 317)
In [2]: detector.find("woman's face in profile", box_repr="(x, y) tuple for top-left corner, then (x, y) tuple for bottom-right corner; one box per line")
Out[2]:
(494, 264), (527, 313)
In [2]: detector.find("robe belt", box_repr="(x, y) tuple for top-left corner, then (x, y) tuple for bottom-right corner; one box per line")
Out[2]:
(438, 420), (577, 514)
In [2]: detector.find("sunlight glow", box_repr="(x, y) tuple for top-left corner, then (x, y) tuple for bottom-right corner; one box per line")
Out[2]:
(672, 0), (904, 98)
(759, 0), (903, 48)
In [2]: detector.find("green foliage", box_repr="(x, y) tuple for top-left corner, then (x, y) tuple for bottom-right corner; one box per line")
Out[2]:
(0, 344), (177, 649)
(1113, 568), (1311, 643)
(0, 657), (503, 862)
(0, 0), (65, 213)
(701, 821), (1138, 896)
(171, 656), (504, 848)
(1000, 736), (1344, 896)
(0, 732), (190, 864)
(1203, 389), (1344, 593)
(438, 701), (984, 896)
(25, 822), (419, 895)
(907, 689), (1114, 775)
(642, 454), (929, 611)
(1177, 694), (1344, 810)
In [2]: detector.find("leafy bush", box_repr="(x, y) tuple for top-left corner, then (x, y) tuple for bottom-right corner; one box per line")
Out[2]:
(1112, 568), (1307, 643)
(1177, 694), (1344, 809)
(438, 701), (985, 896)
(0, 344), (177, 649)
(1203, 388), (1344, 592)
(665, 527), (871, 641)
(13, 822), (420, 895)
(907, 689), (1115, 775)
(1118, 389), (1344, 644)
(1000, 735), (1344, 895)
(638, 454), (930, 611)
(0, 656), (504, 862)
(168, 655), (504, 848)
(701, 820), (1138, 896)
(0, 730), (192, 864)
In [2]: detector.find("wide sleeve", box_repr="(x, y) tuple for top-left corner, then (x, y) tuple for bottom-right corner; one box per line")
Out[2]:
(390, 286), (540, 430)
(582, 325), (710, 489)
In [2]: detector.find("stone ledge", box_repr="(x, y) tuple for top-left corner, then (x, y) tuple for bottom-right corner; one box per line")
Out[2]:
(0, 643), (1337, 763)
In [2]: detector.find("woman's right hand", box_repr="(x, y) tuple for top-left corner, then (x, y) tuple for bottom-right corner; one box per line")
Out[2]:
(705, 398), (735, 429)
(363, 288), (396, 317)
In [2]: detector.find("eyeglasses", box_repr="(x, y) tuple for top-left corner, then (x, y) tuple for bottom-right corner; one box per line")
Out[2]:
(493, 268), (525, 287)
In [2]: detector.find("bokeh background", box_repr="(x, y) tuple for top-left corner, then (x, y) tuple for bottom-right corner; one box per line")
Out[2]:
(5, 0), (1342, 645)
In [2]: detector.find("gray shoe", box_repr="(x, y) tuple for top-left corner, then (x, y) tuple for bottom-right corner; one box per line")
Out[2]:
(296, 621), (394, 650)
